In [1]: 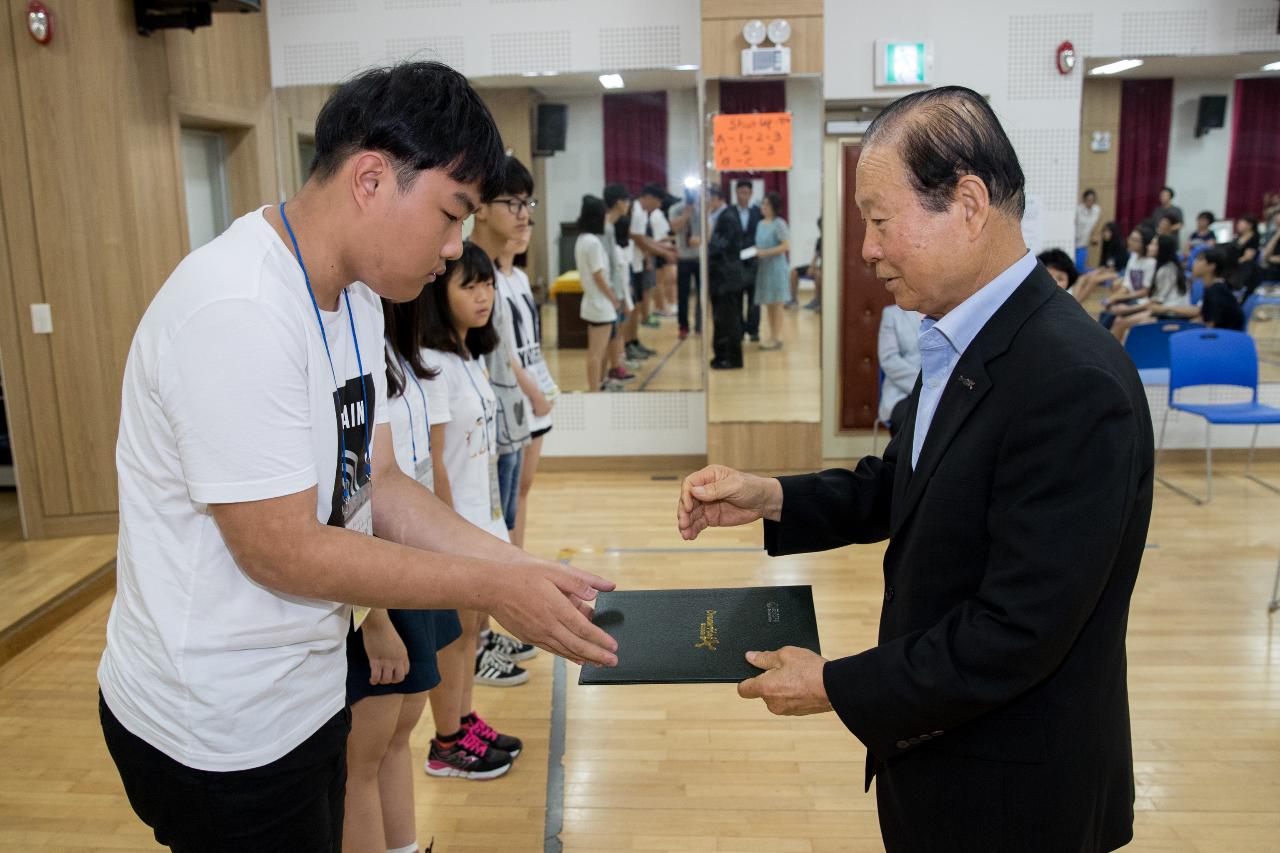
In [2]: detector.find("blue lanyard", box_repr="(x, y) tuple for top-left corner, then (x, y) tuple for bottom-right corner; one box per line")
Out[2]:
(398, 352), (431, 462)
(279, 202), (370, 499)
(459, 355), (493, 455)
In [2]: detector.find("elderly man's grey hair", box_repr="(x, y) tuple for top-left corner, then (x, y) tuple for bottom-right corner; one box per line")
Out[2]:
(863, 86), (1026, 220)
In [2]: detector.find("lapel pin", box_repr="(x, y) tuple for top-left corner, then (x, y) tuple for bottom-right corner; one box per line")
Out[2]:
(957, 375), (975, 390)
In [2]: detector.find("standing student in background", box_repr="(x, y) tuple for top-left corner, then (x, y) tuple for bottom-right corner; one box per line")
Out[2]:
(343, 298), (462, 852)
(1075, 189), (1101, 270)
(484, 269), (531, 540)
(603, 183), (637, 387)
(420, 244), (528, 780)
(576, 195), (623, 391)
(469, 156), (556, 553)
(668, 188), (703, 340)
(733, 180), (764, 342)
(753, 191), (791, 351)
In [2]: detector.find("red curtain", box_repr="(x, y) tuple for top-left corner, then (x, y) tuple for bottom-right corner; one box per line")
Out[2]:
(1114, 78), (1173, 236)
(718, 80), (789, 218)
(1225, 77), (1280, 219)
(603, 91), (668, 196)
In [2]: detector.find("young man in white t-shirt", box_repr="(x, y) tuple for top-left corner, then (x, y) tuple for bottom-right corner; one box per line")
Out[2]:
(98, 62), (617, 853)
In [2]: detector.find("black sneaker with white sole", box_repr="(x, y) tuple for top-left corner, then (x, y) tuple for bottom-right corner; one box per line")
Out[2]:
(474, 645), (529, 687)
(483, 629), (537, 662)
(424, 731), (512, 780)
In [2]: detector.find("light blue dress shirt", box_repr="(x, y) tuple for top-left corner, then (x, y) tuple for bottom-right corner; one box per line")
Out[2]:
(911, 251), (1037, 468)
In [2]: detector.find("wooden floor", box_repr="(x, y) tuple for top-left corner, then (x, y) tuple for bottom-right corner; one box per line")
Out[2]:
(1, 460), (1278, 851)
(709, 304), (822, 423)
(541, 304), (705, 393)
(0, 490), (116, 636)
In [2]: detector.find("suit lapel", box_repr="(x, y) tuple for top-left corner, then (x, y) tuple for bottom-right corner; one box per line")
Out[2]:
(889, 376), (922, 532)
(889, 266), (1060, 534)
(893, 359), (991, 533)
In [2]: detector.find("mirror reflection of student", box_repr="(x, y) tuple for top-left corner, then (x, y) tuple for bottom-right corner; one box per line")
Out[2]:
(97, 63), (617, 853)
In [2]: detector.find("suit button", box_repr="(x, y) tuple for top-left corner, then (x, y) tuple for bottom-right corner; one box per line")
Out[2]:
(896, 740), (909, 750)
(884, 586), (895, 602)
(918, 734), (931, 742)
(908, 737), (920, 745)
(932, 730), (944, 737)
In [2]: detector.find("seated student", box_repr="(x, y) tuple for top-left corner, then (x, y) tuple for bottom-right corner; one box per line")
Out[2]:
(1121, 246), (1244, 332)
(1155, 210), (1182, 236)
(1037, 247), (1081, 296)
(1110, 235), (1191, 343)
(1188, 211), (1217, 250)
(1100, 228), (1159, 314)
(420, 243), (526, 779)
(876, 304), (920, 436)
(1073, 223), (1150, 303)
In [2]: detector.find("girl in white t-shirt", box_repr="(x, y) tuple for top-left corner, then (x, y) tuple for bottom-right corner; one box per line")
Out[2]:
(418, 242), (527, 778)
(575, 194), (623, 391)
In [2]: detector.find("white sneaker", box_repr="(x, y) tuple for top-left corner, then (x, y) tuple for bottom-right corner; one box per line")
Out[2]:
(485, 630), (538, 662)
(474, 645), (529, 687)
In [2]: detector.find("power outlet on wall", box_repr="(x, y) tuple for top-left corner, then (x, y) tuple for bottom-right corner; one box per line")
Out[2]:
(30, 303), (53, 334)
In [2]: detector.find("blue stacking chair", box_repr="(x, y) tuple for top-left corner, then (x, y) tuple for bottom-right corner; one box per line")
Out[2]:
(1156, 329), (1280, 504)
(1243, 291), (1280, 331)
(1123, 320), (1199, 385)
(1189, 277), (1204, 306)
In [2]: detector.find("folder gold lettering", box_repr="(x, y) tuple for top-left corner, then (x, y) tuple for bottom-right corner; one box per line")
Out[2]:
(579, 585), (820, 685)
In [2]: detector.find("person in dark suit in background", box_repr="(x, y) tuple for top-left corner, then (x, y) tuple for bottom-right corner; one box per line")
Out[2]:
(733, 179), (764, 341)
(678, 86), (1153, 853)
(707, 185), (746, 369)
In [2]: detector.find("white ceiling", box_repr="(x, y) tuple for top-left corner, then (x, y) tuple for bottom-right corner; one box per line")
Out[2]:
(469, 68), (697, 97)
(1085, 52), (1280, 79)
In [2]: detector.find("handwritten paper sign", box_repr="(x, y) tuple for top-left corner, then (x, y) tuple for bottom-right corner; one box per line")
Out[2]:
(713, 112), (793, 171)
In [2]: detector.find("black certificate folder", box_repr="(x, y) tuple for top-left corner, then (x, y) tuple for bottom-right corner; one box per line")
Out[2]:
(579, 585), (820, 685)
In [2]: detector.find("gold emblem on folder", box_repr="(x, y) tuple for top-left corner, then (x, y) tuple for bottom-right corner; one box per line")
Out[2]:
(695, 609), (719, 651)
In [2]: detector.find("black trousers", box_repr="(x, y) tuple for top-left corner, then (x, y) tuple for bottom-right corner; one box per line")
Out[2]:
(711, 287), (744, 365)
(100, 693), (350, 853)
(676, 259), (702, 333)
(742, 261), (757, 333)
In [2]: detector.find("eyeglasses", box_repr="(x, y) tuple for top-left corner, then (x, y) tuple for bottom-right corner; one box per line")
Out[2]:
(491, 197), (538, 215)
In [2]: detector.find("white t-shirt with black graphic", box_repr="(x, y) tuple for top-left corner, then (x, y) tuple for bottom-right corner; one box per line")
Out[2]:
(387, 348), (450, 483)
(494, 267), (554, 433)
(99, 207), (389, 772)
(422, 349), (509, 540)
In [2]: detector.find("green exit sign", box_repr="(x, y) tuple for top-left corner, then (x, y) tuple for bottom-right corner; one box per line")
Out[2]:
(877, 39), (933, 87)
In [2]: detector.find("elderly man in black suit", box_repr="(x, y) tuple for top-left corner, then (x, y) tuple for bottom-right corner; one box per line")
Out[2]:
(707, 185), (748, 369)
(678, 86), (1153, 853)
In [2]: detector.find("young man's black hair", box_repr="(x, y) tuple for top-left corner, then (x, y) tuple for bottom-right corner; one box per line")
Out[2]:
(311, 61), (506, 201)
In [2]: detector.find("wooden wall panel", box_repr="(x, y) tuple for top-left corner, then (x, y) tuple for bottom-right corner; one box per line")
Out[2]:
(701, 0), (822, 19)
(275, 85), (335, 198)
(700, 16), (823, 79)
(1079, 79), (1122, 266)
(0, 2), (277, 537)
(707, 421), (822, 473)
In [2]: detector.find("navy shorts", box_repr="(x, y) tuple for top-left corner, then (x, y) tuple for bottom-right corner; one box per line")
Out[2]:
(346, 608), (463, 703)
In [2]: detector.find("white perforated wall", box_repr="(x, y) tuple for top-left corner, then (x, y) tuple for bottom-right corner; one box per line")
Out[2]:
(490, 30), (572, 75)
(267, 0), (699, 87)
(1007, 14), (1092, 101)
(599, 25), (682, 70)
(384, 36), (466, 71)
(541, 392), (707, 457)
(1120, 10), (1209, 55)
(281, 41), (361, 86)
(1232, 6), (1280, 52)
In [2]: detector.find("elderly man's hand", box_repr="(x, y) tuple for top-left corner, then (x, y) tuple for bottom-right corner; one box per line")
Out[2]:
(737, 647), (833, 716)
(677, 465), (783, 540)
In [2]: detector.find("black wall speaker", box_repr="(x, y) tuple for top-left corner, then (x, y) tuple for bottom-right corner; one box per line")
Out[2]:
(535, 104), (567, 155)
(1195, 95), (1227, 137)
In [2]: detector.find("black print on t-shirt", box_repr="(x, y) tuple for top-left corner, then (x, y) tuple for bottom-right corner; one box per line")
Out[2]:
(327, 373), (375, 527)
(506, 293), (544, 369)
